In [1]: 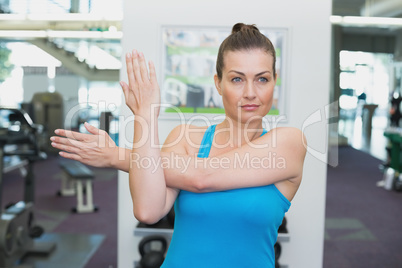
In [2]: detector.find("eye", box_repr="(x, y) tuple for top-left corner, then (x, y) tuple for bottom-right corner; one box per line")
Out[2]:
(232, 77), (242, 83)
(258, 77), (268, 83)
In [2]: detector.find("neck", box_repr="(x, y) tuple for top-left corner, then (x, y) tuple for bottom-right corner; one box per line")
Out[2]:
(215, 117), (264, 148)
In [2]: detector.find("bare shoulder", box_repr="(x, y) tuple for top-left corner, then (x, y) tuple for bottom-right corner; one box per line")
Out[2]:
(268, 127), (307, 154)
(274, 127), (305, 140)
(161, 124), (187, 154)
(162, 124), (208, 155)
(182, 124), (209, 155)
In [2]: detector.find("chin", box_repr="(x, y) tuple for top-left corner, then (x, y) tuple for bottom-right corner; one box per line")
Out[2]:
(240, 115), (265, 125)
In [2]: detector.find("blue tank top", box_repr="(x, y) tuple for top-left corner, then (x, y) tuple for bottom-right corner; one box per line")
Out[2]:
(161, 124), (291, 268)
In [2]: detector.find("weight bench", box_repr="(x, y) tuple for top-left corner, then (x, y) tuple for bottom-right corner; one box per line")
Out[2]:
(58, 161), (98, 213)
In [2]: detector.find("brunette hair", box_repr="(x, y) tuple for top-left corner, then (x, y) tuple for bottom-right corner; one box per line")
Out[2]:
(216, 23), (276, 80)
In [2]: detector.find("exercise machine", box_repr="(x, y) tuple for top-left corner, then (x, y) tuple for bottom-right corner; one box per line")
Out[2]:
(0, 107), (56, 267)
(31, 92), (64, 153)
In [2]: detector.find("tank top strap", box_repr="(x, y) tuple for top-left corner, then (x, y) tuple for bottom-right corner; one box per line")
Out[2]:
(197, 124), (217, 158)
(197, 125), (268, 158)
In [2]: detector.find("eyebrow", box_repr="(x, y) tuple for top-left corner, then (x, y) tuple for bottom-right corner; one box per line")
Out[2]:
(228, 70), (271, 76)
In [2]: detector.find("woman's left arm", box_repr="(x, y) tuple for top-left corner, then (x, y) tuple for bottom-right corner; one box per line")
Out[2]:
(164, 127), (307, 193)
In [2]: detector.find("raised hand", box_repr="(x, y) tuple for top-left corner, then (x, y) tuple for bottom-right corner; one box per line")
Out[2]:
(50, 122), (119, 168)
(120, 50), (160, 118)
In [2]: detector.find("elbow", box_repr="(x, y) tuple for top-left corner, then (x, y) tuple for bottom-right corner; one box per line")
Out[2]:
(192, 180), (205, 193)
(192, 175), (209, 193)
(133, 209), (161, 225)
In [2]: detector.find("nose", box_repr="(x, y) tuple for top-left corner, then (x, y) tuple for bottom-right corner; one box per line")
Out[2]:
(243, 81), (256, 99)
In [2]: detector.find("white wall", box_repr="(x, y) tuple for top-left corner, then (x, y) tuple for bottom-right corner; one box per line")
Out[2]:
(119, 0), (332, 267)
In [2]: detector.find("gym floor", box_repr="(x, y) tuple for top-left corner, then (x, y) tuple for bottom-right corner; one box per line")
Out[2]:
(2, 155), (118, 268)
(324, 112), (402, 267)
(324, 146), (402, 267)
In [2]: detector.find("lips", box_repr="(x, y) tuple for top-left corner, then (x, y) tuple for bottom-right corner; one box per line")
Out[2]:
(241, 104), (259, 108)
(241, 104), (260, 111)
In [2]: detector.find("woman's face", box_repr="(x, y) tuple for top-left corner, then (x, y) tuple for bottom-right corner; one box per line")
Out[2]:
(214, 49), (277, 125)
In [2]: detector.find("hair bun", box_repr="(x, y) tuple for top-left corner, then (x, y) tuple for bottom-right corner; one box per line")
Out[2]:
(231, 23), (259, 34)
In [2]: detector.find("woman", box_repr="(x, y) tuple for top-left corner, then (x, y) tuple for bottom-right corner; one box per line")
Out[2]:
(51, 23), (307, 267)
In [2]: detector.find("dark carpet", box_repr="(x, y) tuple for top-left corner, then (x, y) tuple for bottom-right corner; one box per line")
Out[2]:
(2, 154), (117, 268)
(324, 146), (402, 268)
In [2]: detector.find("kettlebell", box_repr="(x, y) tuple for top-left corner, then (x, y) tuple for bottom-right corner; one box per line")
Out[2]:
(274, 242), (282, 268)
(139, 235), (167, 268)
(278, 216), (288, 233)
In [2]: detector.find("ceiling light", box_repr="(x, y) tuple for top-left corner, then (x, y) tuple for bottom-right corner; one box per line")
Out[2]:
(330, 15), (402, 27)
(0, 30), (46, 38)
(0, 30), (122, 39)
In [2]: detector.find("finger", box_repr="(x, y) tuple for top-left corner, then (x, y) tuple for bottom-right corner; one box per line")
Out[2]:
(53, 133), (101, 149)
(132, 49), (143, 84)
(51, 136), (86, 150)
(51, 136), (70, 145)
(120, 81), (129, 99)
(52, 129), (98, 148)
(138, 52), (149, 83)
(149, 60), (158, 86)
(51, 140), (81, 154)
(126, 52), (135, 88)
(84, 122), (102, 135)
(54, 129), (86, 141)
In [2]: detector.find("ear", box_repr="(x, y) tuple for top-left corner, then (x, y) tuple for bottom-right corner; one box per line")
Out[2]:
(214, 74), (222, 96)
